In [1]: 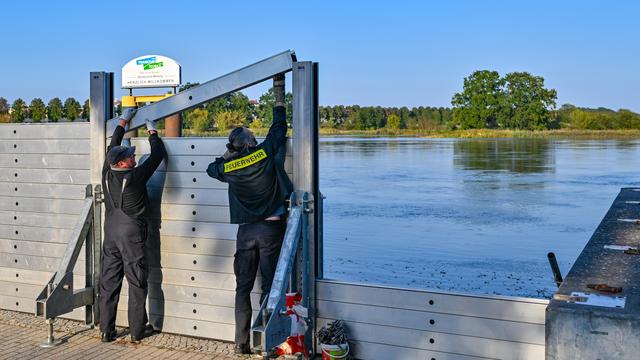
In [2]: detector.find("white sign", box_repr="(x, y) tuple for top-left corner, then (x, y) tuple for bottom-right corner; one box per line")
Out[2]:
(122, 55), (181, 88)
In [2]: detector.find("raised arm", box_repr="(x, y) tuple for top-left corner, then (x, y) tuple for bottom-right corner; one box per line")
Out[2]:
(136, 132), (167, 183)
(102, 108), (137, 175)
(261, 74), (287, 155)
(206, 157), (227, 182)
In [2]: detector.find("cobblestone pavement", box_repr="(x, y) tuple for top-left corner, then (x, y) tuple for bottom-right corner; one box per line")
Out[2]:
(0, 309), (257, 360)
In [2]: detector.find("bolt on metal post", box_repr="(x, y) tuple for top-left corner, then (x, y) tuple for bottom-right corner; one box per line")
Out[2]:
(40, 283), (63, 348)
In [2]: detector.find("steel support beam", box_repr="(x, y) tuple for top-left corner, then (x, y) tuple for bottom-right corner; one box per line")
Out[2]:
(251, 194), (305, 354)
(106, 50), (296, 135)
(35, 185), (98, 321)
(291, 61), (319, 354)
(89, 72), (113, 183)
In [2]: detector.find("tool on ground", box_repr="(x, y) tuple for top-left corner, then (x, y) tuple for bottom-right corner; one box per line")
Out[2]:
(547, 252), (563, 288)
(586, 284), (622, 293)
(553, 294), (588, 303)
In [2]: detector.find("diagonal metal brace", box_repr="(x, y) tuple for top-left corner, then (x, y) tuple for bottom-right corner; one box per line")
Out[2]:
(35, 185), (96, 320)
(251, 191), (313, 356)
(106, 50), (296, 136)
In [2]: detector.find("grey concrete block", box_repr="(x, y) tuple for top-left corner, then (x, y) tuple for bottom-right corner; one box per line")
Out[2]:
(546, 188), (640, 359)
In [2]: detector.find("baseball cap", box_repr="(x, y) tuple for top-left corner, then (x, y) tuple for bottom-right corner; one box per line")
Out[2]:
(107, 145), (136, 165)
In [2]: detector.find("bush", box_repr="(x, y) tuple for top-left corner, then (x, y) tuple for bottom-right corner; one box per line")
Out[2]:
(215, 110), (245, 130)
(249, 118), (264, 130)
(184, 108), (210, 133)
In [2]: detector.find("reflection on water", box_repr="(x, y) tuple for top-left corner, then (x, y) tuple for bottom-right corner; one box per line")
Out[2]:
(454, 139), (554, 173)
(320, 137), (640, 298)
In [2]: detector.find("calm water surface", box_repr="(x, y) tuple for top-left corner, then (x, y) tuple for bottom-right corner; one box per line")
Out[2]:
(319, 138), (640, 298)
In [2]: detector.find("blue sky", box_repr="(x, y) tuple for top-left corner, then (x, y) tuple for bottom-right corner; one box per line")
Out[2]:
(0, 1), (638, 111)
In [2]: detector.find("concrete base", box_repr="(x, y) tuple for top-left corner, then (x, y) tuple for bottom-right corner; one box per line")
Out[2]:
(546, 188), (640, 359)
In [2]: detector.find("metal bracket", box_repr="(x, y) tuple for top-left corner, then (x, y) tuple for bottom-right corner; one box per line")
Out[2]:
(35, 184), (101, 347)
(251, 191), (311, 357)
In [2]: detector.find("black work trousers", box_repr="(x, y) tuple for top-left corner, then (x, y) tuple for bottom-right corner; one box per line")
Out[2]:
(234, 220), (285, 345)
(99, 208), (149, 338)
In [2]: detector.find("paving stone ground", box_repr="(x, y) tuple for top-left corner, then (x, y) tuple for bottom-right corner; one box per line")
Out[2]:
(0, 309), (260, 360)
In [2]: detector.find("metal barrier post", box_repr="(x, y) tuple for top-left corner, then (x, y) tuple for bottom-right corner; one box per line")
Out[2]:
(292, 61), (319, 353)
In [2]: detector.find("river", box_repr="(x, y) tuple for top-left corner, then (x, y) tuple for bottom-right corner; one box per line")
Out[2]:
(319, 137), (640, 298)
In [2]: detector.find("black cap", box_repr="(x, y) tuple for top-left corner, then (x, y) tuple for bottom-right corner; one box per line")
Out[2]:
(107, 145), (136, 165)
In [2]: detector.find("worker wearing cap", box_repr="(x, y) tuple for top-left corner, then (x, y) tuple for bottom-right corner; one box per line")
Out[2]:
(99, 108), (167, 343)
(206, 74), (292, 354)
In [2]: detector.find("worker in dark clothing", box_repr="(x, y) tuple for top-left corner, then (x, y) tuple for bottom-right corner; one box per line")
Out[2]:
(99, 108), (167, 343)
(206, 74), (292, 354)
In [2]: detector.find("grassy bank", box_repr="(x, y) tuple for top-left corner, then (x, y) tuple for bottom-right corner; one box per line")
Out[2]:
(318, 128), (640, 139)
(175, 128), (640, 139)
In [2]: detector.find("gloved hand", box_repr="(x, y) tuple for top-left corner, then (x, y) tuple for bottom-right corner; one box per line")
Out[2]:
(120, 108), (137, 122)
(145, 119), (157, 132)
(222, 150), (234, 160)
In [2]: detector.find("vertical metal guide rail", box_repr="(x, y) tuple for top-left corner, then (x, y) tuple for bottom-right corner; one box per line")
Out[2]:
(33, 51), (320, 353)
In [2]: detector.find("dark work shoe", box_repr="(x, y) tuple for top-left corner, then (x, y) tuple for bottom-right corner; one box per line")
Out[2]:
(234, 343), (252, 354)
(130, 324), (155, 344)
(100, 330), (117, 343)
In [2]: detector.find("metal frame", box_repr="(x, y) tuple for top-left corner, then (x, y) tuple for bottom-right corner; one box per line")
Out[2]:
(90, 72), (113, 184)
(250, 192), (310, 355)
(35, 184), (102, 346)
(291, 61), (320, 353)
(87, 51), (321, 351)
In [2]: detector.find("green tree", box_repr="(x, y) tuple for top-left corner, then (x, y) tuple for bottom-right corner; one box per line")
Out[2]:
(256, 89), (293, 127)
(206, 92), (252, 125)
(47, 98), (63, 122)
(615, 109), (640, 129)
(81, 99), (90, 120)
(451, 70), (505, 129)
(29, 98), (46, 122)
(11, 98), (27, 122)
(501, 72), (557, 130)
(451, 70), (557, 130)
(0, 97), (8, 114)
(63, 97), (82, 120)
(184, 108), (210, 133)
(386, 114), (401, 129)
(342, 106), (362, 130)
(0, 97), (9, 123)
(215, 110), (245, 130)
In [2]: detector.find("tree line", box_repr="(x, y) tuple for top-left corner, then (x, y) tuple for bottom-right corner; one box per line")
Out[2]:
(2, 71), (638, 131)
(0, 97), (88, 123)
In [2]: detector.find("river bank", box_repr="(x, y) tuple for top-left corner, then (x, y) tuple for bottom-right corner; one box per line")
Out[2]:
(318, 128), (640, 139)
(178, 128), (640, 139)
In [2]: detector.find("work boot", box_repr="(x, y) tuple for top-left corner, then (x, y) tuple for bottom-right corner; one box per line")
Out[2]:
(130, 324), (155, 344)
(100, 329), (117, 343)
(234, 343), (252, 354)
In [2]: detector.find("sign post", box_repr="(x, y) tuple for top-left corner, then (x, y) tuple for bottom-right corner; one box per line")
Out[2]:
(121, 55), (182, 136)
(122, 55), (181, 89)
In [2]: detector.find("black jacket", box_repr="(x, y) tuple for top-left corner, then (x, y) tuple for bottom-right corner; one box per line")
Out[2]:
(102, 125), (167, 220)
(207, 106), (293, 224)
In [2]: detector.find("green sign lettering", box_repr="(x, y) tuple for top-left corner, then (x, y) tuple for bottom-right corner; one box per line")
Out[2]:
(143, 61), (164, 70)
